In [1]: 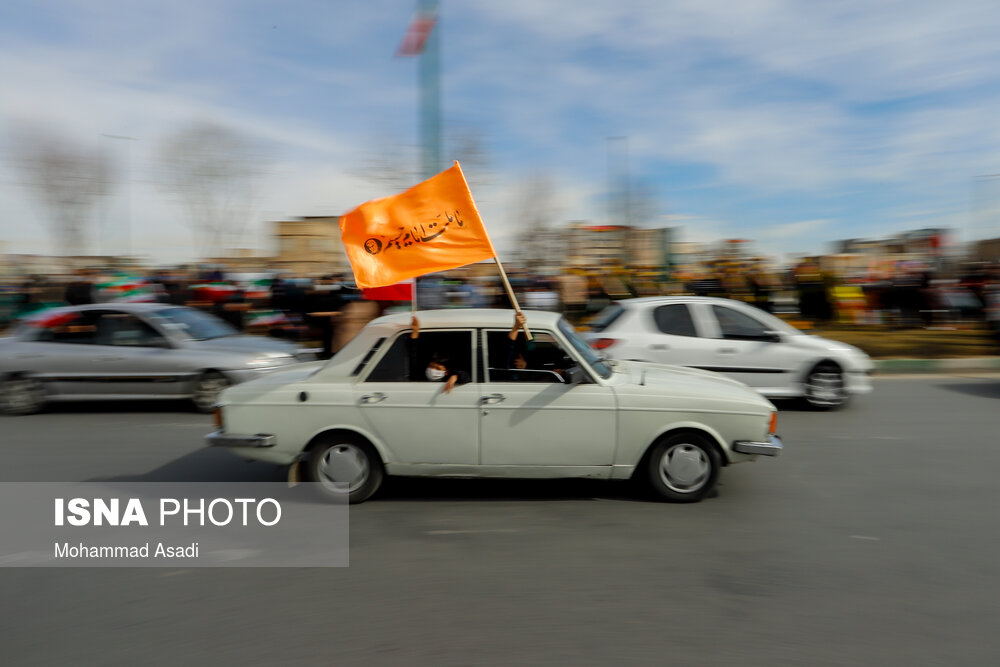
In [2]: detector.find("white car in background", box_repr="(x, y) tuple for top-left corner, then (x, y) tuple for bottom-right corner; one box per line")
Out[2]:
(582, 297), (873, 409)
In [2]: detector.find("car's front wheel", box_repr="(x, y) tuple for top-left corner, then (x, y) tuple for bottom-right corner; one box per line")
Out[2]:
(645, 432), (721, 502)
(306, 434), (383, 504)
(803, 363), (847, 410)
(0, 374), (47, 415)
(191, 371), (229, 413)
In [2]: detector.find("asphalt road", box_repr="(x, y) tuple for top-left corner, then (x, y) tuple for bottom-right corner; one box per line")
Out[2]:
(2, 375), (1000, 666)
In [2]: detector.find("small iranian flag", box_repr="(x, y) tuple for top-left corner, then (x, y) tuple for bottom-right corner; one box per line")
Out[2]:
(396, 10), (436, 56)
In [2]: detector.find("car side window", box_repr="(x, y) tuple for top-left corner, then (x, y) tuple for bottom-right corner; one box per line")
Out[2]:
(484, 330), (572, 383)
(30, 311), (98, 344)
(365, 330), (473, 383)
(94, 313), (167, 347)
(711, 305), (769, 340)
(652, 304), (697, 337)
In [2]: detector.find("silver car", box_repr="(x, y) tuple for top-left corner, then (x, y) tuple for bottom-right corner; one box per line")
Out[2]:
(0, 303), (316, 415)
(581, 297), (874, 409)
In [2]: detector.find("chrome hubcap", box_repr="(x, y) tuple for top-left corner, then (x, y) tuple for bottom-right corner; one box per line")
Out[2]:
(0, 378), (44, 413)
(193, 376), (228, 410)
(318, 444), (369, 493)
(659, 443), (711, 493)
(806, 371), (844, 406)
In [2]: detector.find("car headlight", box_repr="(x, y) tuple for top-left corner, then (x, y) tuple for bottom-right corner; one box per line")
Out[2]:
(246, 353), (295, 368)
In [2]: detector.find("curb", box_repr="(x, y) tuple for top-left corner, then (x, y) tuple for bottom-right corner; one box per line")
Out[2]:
(873, 357), (1000, 374)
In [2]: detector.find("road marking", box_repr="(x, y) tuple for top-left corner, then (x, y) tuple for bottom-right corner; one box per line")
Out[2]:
(159, 569), (192, 577)
(425, 529), (520, 535)
(850, 535), (880, 541)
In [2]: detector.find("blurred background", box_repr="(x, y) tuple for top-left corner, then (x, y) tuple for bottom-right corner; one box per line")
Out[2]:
(5, 4), (1000, 665)
(3, 1), (1000, 357)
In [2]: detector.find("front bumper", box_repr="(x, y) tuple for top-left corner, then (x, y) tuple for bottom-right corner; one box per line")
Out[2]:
(732, 434), (783, 457)
(205, 429), (276, 448)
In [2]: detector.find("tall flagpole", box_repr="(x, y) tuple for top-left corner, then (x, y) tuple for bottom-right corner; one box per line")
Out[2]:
(416, 0), (440, 311)
(419, 0), (441, 181)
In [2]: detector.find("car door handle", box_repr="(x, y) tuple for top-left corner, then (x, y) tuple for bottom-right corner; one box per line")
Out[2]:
(649, 344), (669, 350)
(479, 394), (506, 405)
(718, 348), (737, 354)
(360, 392), (386, 404)
(96, 356), (124, 362)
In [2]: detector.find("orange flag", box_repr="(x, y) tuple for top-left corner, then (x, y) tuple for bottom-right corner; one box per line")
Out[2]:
(340, 162), (497, 289)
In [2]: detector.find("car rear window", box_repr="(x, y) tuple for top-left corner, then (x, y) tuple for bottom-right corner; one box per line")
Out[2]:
(586, 303), (624, 333)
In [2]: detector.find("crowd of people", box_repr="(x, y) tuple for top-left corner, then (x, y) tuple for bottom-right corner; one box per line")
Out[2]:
(2, 257), (1000, 351)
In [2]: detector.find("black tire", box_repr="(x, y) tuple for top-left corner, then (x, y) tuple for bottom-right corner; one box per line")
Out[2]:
(191, 371), (229, 413)
(645, 432), (721, 502)
(0, 374), (47, 416)
(306, 433), (383, 504)
(802, 362), (847, 410)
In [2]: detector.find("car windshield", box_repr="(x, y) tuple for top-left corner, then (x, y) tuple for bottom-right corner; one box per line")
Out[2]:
(558, 318), (612, 379)
(151, 307), (237, 340)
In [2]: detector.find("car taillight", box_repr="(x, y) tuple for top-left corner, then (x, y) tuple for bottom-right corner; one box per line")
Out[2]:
(591, 338), (619, 350)
(769, 412), (778, 435)
(213, 406), (224, 430)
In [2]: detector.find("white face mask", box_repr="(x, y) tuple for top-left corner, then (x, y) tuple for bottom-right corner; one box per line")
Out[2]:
(426, 367), (446, 381)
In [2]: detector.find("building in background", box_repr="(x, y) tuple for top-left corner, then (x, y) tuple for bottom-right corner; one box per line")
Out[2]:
(271, 216), (349, 277)
(628, 227), (673, 273)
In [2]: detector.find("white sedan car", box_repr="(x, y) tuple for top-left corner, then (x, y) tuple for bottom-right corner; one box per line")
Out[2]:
(582, 297), (873, 409)
(207, 309), (782, 503)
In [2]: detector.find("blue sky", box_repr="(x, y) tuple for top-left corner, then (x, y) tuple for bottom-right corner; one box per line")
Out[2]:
(3, 0), (1000, 265)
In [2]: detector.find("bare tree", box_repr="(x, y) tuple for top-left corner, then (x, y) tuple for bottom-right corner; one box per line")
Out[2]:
(9, 123), (113, 257)
(357, 126), (492, 194)
(512, 172), (562, 272)
(156, 121), (267, 258)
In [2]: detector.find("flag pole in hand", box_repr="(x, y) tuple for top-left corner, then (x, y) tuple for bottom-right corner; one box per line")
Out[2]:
(493, 257), (531, 340)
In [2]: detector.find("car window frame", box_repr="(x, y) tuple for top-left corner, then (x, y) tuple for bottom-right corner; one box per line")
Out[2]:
(481, 327), (570, 384)
(92, 310), (170, 348)
(650, 302), (701, 338)
(481, 325), (602, 385)
(358, 327), (479, 384)
(25, 308), (104, 345)
(707, 303), (774, 341)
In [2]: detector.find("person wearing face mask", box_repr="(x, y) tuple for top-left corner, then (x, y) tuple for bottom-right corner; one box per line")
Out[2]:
(409, 316), (469, 394)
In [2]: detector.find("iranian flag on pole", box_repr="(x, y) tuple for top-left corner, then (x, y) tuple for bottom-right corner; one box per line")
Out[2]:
(396, 9), (436, 56)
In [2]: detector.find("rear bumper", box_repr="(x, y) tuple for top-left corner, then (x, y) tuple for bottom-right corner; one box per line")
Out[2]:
(205, 429), (275, 448)
(732, 434), (783, 456)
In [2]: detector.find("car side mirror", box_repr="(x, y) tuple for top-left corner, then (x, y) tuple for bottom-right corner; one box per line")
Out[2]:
(563, 365), (585, 384)
(762, 330), (783, 343)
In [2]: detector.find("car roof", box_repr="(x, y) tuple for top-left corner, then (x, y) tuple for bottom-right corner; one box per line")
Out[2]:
(371, 308), (564, 330)
(22, 302), (175, 316)
(613, 296), (750, 308)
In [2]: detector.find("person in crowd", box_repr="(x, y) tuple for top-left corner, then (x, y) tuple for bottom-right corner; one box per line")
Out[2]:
(64, 270), (94, 306)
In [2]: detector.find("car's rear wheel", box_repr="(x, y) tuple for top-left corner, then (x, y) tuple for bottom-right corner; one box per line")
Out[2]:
(191, 371), (229, 413)
(803, 363), (846, 410)
(0, 374), (47, 415)
(646, 432), (720, 502)
(306, 434), (383, 504)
